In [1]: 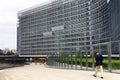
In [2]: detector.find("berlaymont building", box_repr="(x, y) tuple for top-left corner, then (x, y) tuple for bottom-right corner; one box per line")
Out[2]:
(17, 0), (120, 57)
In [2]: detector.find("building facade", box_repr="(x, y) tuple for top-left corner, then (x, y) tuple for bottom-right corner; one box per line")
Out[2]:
(18, 0), (111, 56)
(0, 49), (3, 55)
(11, 49), (17, 54)
(109, 0), (120, 41)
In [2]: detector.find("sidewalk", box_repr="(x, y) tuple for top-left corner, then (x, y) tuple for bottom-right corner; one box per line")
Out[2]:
(0, 63), (119, 80)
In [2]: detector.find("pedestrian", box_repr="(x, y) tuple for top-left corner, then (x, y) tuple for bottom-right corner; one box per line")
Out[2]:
(93, 52), (104, 79)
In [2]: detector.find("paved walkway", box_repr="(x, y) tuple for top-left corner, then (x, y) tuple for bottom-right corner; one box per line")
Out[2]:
(0, 63), (119, 80)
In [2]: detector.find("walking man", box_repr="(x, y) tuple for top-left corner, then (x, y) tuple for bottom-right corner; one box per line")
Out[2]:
(93, 52), (104, 79)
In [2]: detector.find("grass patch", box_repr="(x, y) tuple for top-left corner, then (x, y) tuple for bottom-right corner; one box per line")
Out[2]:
(56, 57), (120, 69)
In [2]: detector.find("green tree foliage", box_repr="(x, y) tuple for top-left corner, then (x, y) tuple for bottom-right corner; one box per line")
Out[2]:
(6, 51), (15, 55)
(76, 51), (81, 58)
(60, 52), (69, 58)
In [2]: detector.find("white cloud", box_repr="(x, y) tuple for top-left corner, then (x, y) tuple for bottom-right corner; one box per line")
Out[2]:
(0, 0), (50, 49)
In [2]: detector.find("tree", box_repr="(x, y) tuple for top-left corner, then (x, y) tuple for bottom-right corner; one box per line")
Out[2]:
(76, 51), (81, 58)
(60, 52), (69, 58)
(10, 51), (15, 55)
(6, 51), (15, 55)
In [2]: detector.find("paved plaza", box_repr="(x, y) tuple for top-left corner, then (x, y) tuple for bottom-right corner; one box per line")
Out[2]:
(0, 63), (119, 80)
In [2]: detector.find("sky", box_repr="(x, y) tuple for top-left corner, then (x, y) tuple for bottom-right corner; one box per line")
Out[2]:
(0, 0), (50, 50)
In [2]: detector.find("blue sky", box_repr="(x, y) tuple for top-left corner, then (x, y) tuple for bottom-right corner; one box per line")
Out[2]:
(0, 0), (50, 49)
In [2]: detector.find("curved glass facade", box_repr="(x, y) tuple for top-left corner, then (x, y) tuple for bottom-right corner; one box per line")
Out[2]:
(109, 0), (120, 41)
(17, 0), (110, 56)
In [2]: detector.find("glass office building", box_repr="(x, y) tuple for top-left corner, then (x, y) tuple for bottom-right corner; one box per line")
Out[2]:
(17, 0), (111, 56)
(109, 0), (120, 41)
